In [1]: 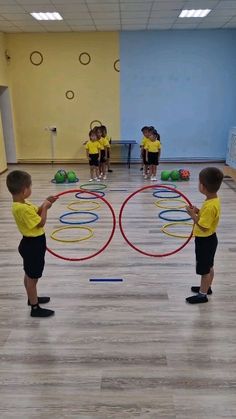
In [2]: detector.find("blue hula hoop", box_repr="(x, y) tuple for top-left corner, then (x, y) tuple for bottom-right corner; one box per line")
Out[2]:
(153, 190), (181, 199)
(158, 209), (192, 222)
(59, 211), (99, 225)
(75, 191), (105, 200)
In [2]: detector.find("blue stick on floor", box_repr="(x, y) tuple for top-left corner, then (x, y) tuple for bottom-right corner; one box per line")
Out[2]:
(89, 278), (124, 282)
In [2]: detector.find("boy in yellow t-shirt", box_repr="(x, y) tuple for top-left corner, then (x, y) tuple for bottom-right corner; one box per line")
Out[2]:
(85, 129), (101, 181)
(6, 170), (57, 317)
(144, 129), (161, 181)
(95, 126), (110, 181)
(140, 126), (150, 177)
(185, 167), (223, 304)
(100, 125), (113, 173)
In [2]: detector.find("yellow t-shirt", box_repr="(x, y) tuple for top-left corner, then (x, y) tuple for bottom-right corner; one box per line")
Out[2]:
(100, 137), (110, 150)
(12, 201), (44, 237)
(145, 140), (161, 153)
(105, 135), (111, 146)
(85, 140), (101, 154)
(140, 136), (150, 147)
(193, 197), (221, 237)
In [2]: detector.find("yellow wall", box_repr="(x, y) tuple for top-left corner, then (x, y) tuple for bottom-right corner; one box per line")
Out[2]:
(7, 32), (120, 162)
(0, 33), (8, 172)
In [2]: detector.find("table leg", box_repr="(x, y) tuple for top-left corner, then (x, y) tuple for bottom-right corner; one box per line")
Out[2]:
(128, 144), (131, 168)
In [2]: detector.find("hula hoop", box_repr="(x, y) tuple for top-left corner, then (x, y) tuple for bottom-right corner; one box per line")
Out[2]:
(159, 209), (192, 222)
(67, 201), (101, 211)
(80, 183), (107, 191)
(75, 191), (105, 200)
(46, 189), (116, 262)
(154, 182), (177, 189)
(153, 190), (181, 199)
(119, 184), (193, 257)
(154, 198), (186, 210)
(161, 222), (193, 239)
(50, 225), (93, 243)
(59, 211), (99, 225)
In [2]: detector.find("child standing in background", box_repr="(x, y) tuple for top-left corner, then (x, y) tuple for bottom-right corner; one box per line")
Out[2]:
(144, 130), (161, 181)
(85, 130), (101, 182)
(140, 126), (150, 177)
(95, 126), (109, 180)
(6, 170), (57, 318)
(101, 125), (113, 173)
(185, 167), (223, 304)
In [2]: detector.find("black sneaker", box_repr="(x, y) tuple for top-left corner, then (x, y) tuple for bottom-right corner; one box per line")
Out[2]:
(186, 295), (208, 304)
(28, 296), (50, 306)
(31, 306), (55, 317)
(108, 169), (113, 173)
(191, 286), (212, 295)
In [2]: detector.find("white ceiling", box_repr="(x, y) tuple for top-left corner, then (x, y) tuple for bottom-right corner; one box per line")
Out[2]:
(1, 0), (236, 32)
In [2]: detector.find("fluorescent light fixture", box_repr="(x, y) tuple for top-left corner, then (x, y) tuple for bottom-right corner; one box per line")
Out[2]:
(31, 12), (63, 21)
(179, 9), (211, 18)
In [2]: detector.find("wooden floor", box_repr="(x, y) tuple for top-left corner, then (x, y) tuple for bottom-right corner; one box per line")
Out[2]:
(0, 163), (236, 419)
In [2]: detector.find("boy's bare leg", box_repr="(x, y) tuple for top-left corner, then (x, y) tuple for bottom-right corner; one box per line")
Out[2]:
(199, 273), (211, 294)
(24, 274), (38, 305)
(95, 166), (100, 179)
(90, 167), (93, 179)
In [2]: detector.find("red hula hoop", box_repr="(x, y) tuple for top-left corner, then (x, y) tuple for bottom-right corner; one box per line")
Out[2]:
(47, 189), (116, 262)
(119, 184), (193, 258)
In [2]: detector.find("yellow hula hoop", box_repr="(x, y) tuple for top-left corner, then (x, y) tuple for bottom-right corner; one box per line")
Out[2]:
(161, 222), (193, 239)
(154, 198), (187, 210)
(67, 200), (101, 211)
(50, 225), (94, 243)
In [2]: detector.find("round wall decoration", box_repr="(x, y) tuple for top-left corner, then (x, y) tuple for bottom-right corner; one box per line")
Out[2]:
(30, 51), (43, 66)
(65, 90), (75, 100)
(90, 120), (102, 129)
(79, 52), (91, 65)
(114, 59), (120, 72)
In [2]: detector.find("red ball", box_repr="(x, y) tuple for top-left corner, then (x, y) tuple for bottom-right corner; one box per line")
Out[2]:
(180, 169), (190, 180)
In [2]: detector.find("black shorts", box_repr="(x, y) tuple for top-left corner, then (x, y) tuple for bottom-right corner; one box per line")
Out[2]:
(18, 234), (46, 279)
(100, 149), (106, 163)
(89, 153), (99, 167)
(195, 233), (218, 275)
(148, 152), (159, 166)
(107, 149), (110, 159)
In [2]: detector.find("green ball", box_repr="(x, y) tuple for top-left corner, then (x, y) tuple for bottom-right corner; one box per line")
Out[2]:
(161, 170), (171, 181)
(67, 171), (77, 183)
(54, 170), (66, 183)
(170, 170), (180, 181)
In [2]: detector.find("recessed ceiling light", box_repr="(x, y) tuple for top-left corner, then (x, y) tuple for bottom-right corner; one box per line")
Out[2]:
(30, 12), (63, 21)
(179, 9), (211, 18)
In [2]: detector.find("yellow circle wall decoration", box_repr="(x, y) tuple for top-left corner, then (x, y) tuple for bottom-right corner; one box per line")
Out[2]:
(114, 59), (120, 72)
(30, 51), (43, 66)
(65, 90), (75, 100)
(90, 120), (102, 129)
(79, 52), (91, 65)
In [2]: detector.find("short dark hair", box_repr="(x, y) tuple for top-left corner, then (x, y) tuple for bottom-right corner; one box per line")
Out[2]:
(89, 129), (96, 137)
(6, 170), (31, 195)
(199, 167), (223, 193)
(141, 126), (149, 132)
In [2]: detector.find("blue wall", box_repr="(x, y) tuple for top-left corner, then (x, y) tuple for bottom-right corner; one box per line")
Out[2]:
(120, 30), (236, 161)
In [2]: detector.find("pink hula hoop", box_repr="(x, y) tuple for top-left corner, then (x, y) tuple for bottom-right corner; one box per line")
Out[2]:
(47, 189), (116, 262)
(119, 184), (193, 258)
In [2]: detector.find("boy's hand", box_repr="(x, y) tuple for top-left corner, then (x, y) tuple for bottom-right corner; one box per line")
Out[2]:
(43, 199), (52, 209)
(46, 195), (58, 204)
(185, 205), (198, 221)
